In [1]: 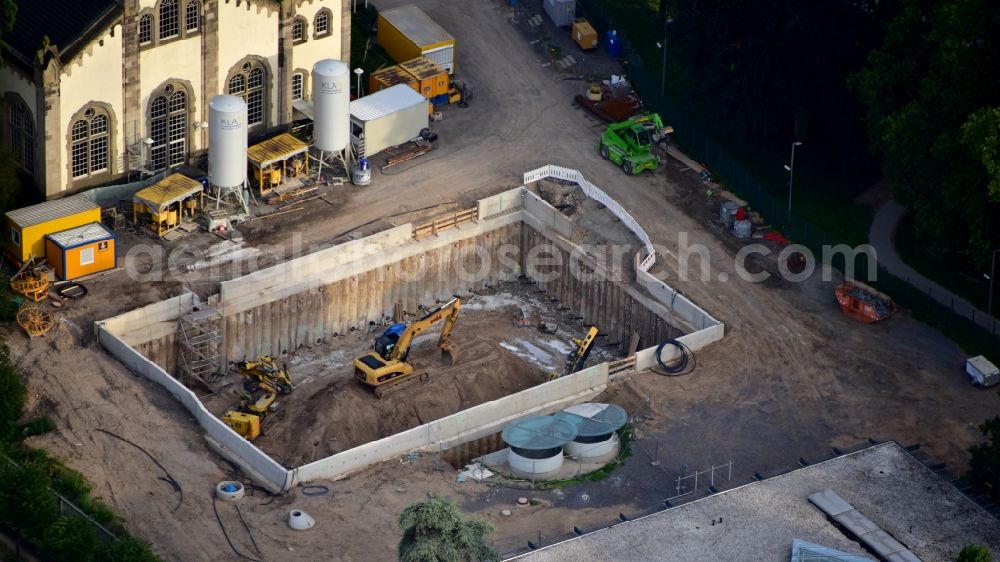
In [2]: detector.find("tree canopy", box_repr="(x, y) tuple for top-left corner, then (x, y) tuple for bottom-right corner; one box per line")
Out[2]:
(398, 497), (499, 562)
(851, 0), (1000, 267)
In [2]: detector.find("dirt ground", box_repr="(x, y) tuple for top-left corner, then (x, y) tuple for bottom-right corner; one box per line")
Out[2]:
(203, 287), (616, 467)
(7, 0), (1000, 560)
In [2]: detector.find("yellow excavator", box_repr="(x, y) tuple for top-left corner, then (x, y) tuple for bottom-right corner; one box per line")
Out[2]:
(559, 326), (599, 378)
(354, 297), (461, 398)
(222, 356), (293, 440)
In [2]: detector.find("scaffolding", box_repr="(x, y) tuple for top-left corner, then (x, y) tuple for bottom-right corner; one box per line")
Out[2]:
(177, 308), (224, 391)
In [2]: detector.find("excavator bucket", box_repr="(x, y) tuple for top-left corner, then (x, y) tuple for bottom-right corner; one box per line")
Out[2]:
(441, 342), (459, 366)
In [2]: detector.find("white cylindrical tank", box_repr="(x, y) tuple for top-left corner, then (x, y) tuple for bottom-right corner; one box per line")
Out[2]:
(565, 434), (618, 459)
(312, 59), (350, 152)
(208, 95), (247, 189)
(508, 448), (564, 477)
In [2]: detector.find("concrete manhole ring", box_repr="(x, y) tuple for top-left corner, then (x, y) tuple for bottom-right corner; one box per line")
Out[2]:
(215, 480), (245, 501)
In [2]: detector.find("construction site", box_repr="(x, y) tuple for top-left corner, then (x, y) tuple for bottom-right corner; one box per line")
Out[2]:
(2, 0), (999, 560)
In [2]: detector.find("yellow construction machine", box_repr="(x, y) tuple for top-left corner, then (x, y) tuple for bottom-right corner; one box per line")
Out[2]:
(560, 326), (599, 378)
(222, 356), (293, 440)
(354, 297), (461, 398)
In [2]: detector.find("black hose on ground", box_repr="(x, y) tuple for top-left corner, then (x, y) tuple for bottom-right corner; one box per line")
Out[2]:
(212, 496), (263, 562)
(95, 428), (183, 510)
(652, 338), (696, 376)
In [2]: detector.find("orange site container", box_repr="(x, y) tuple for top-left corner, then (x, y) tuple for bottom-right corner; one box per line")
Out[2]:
(44, 222), (116, 281)
(398, 57), (449, 99)
(834, 281), (897, 323)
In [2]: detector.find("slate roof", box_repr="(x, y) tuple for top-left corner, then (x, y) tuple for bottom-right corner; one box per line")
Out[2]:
(4, 0), (121, 67)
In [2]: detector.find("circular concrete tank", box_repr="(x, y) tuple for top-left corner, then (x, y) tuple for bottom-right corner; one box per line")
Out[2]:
(502, 415), (577, 480)
(556, 403), (628, 461)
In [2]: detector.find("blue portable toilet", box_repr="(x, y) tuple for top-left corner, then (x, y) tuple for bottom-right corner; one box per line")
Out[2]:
(606, 30), (622, 57)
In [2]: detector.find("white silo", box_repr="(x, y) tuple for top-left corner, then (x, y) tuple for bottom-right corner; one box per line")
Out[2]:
(208, 95), (247, 189)
(312, 59), (350, 152)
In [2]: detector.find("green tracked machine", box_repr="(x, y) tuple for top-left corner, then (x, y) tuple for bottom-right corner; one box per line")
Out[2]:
(598, 113), (673, 175)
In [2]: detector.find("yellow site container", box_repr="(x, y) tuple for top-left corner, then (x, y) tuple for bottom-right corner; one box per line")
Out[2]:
(377, 5), (456, 74)
(399, 57), (449, 99)
(45, 222), (116, 281)
(572, 19), (598, 51)
(370, 65), (419, 94)
(4, 194), (101, 266)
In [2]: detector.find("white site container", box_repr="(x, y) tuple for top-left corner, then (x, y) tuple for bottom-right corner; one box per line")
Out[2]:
(349, 84), (429, 158)
(966, 355), (999, 387)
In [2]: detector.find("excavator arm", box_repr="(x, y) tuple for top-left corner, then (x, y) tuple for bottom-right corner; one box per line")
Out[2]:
(391, 297), (462, 364)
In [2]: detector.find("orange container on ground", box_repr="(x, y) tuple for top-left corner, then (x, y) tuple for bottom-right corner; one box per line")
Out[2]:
(834, 281), (897, 323)
(572, 19), (598, 51)
(45, 222), (116, 280)
(399, 56), (449, 99)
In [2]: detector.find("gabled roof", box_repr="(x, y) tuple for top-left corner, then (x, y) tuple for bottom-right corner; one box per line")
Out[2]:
(4, 0), (121, 68)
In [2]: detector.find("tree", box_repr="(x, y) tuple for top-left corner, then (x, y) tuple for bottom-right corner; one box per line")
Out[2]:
(0, 0), (15, 60)
(43, 516), (98, 562)
(0, 341), (26, 442)
(397, 497), (499, 562)
(968, 416), (1000, 503)
(957, 544), (992, 562)
(0, 462), (60, 538)
(850, 0), (1000, 268)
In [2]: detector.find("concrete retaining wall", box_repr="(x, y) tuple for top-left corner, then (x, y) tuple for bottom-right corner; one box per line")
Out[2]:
(292, 363), (610, 484)
(95, 325), (291, 493)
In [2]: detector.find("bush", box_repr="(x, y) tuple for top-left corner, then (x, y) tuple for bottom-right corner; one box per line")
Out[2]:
(967, 416), (1000, 503)
(0, 462), (59, 538)
(43, 516), (98, 562)
(0, 341), (26, 442)
(957, 544), (992, 562)
(100, 535), (161, 562)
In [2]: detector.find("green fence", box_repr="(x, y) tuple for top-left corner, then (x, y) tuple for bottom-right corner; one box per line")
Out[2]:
(577, 0), (999, 354)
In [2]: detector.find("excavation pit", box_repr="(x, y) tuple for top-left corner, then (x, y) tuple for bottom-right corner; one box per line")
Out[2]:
(206, 287), (624, 466)
(97, 166), (724, 491)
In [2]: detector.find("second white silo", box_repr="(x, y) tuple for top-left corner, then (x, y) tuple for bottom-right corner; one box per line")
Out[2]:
(208, 95), (248, 189)
(312, 59), (350, 152)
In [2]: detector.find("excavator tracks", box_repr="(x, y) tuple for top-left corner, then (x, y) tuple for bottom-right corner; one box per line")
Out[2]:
(373, 372), (430, 400)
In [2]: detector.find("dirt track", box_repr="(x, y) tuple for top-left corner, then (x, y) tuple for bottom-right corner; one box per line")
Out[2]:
(8, 1), (1000, 560)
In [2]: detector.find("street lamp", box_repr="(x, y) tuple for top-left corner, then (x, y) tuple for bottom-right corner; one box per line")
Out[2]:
(987, 248), (999, 317)
(353, 67), (364, 98)
(784, 141), (802, 227)
(656, 17), (674, 97)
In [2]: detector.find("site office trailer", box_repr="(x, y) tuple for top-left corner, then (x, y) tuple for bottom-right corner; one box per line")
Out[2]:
(350, 84), (430, 158)
(4, 194), (101, 266)
(45, 222), (117, 280)
(377, 4), (456, 74)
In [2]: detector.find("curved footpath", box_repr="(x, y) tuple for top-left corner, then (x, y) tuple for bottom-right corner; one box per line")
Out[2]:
(869, 200), (998, 338)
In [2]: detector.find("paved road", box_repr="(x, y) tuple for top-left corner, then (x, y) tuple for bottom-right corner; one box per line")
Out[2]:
(869, 200), (999, 337)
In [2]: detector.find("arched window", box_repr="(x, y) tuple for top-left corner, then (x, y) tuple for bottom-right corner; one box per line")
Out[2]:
(315, 9), (330, 37)
(227, 60), (267, 127)
(185, 0), (199, 32)
(70, 107), (109, 179)
(9, 101), (34, 174)
(160, 0), (179, 39)
(149, 85), (188, 171)
(291, 72), (304, 101)
(292, 17), (306, 43)
(139, 14), (152, 45)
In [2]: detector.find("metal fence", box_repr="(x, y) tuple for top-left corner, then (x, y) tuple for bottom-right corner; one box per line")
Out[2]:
(575, 0), (999, 347)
